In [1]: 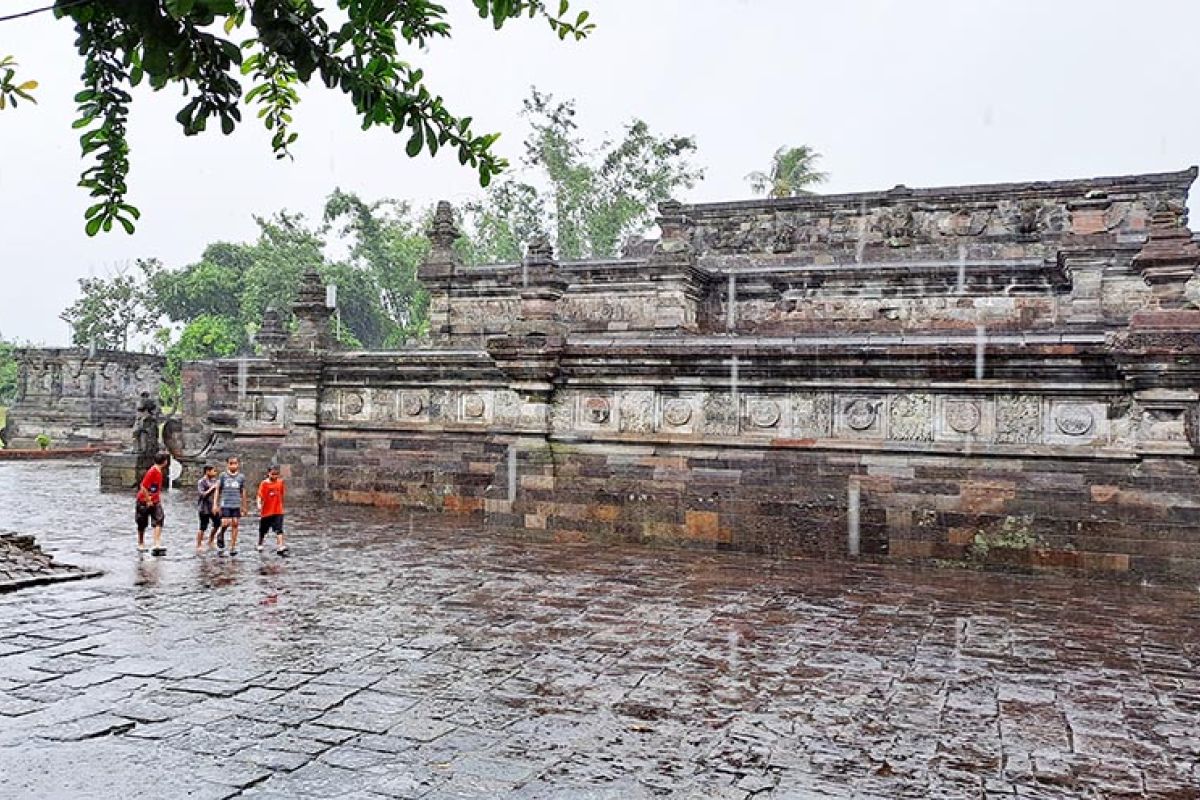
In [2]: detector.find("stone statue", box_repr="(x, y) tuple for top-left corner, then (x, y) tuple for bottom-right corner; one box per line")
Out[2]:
(131, 391), (162, 458)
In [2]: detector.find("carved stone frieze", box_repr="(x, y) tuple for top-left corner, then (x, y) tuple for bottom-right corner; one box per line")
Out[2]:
(702, 393), (738, 436)
(995, 395), (1042, 444)
(619, 391), (655, 433)
(837, 396), (884, 437)
(662, 398), (694, 428)
(791, 392), (833, 438)
(747, 398), (782, 430)
(889, 393), (934, 441)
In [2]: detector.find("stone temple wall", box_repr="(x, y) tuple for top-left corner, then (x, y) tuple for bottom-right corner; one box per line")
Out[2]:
(4, 349), (165, 448)
(182, 168), (1200, 581)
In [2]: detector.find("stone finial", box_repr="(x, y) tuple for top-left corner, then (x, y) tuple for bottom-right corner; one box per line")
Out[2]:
(288, 268), (333, 351)
(428, 201), (460, 250)
(255, 308), (288, 353)
(523, 234), (555, 268)
(1132, 202), (1200, 307)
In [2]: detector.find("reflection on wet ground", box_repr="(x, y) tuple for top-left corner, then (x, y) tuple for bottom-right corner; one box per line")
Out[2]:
(0, 461), (1198, 798)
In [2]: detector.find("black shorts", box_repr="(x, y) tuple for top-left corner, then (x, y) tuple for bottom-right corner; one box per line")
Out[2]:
(198, 511), (221, 531)
(259, 514), (285, 535)
(135, 502), (165, 531)
(220, 507), (241, 521)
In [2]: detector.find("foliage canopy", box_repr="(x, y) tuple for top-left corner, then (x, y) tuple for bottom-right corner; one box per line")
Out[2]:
(42, 0), (592, 235)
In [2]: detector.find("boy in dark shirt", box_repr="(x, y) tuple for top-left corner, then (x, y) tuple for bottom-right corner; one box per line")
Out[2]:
(256, 464), (289, 555)
(195, 465), (220, 554)
(135, 452), (170, 555)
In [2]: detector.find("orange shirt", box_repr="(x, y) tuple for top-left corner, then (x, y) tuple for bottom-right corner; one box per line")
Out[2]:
(258, 478), (285, 517)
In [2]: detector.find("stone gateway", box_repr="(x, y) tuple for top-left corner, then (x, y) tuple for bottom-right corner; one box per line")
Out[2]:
(181, 169), (1200, 581)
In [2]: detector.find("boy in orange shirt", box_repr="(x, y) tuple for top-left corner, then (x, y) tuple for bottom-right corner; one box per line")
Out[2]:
(135, 452), (170, 555)
(256, 464), (289, 555)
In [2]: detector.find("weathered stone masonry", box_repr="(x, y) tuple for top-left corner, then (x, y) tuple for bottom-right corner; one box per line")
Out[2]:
(182, 168), (1200, 580)
(4, 348), (164, 448)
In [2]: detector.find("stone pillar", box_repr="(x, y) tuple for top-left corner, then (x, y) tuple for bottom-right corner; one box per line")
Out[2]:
(487, 235), (568, 422)
(647, 200), (707, 331)
(418, 201), (462, 340)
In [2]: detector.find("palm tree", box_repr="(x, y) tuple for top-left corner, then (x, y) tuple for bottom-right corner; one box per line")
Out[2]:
(746, 145), (828, 198)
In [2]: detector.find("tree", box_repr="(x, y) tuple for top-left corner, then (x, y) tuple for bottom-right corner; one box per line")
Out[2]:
(0, 55), (37, 109)
(465, 88), (703, 263)
(0, 337), (18, 407)
(60, 260), (162, 350)
(746, 145), (828, 198)
(150, 241), (254, 322)
(161, 315), (245, 408)
(40, 1), (593, 236)
(323, 189), (431, 344)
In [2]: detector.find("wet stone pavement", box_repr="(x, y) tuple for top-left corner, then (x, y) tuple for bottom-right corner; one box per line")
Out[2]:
(0, 462), (1198, 799)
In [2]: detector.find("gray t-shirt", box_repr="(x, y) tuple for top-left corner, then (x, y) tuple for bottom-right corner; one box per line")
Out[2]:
(218, 471), (246, 510)
(197, 476), (218, 512)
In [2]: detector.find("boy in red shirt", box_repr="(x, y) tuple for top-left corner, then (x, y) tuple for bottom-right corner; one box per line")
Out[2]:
(256, 464), (289, 555)
(135, 452), (170, 555)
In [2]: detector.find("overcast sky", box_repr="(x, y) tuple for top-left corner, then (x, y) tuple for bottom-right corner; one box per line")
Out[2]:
(1, 0), (1197, 345)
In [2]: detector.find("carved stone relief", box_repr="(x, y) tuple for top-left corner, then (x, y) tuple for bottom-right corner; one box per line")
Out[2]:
(618, 391), (655, 434)
(1054, 405), (1095, 436)
(747, 398), (782, 430)
(400, 391), (426, 418)
(494, 390), (521, 427)
(837, 396), (884, 437)
(580, 396), (612, 425)
(461, 393), (486, 421)
(995, 395), (1042, 444)
(791, 392), (833, 438)
(369, 389), (397, 422)
(889, 393), (934, 441)
(944, 400), (981, 434)
(702, 393), (738, 436)
(662, 398), (693, 428)
(340, 390), (366, 419)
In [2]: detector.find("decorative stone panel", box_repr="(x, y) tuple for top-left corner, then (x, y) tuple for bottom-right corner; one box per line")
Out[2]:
(577, 394), (615, 430)
(661, 396), (697, 434)
(369, 389), (397, 422)
(995, 395), (1042, 444)
(935, 396), (993, 442)
(702, 393), (739, 436)
(399, 390), (430, 421)
(791, 392), (833, 438)
(745, 397), (784, 434)
(835, 396), (885, 438)
(459, 392), (491, 424)
(618, 391), (655, 434)
(1045, 400), (1107, 446)
(339, 390), (367, 420)
(888, 393), (934, 441)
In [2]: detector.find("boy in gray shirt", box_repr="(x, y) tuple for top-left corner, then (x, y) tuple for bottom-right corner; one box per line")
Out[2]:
(214, 456), (248, 556)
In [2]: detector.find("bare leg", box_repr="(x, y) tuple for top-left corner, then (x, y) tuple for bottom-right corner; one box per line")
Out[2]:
(152, 524), (163, 551)
(196, 528), (204, 551)
(230, 521), (240, 553)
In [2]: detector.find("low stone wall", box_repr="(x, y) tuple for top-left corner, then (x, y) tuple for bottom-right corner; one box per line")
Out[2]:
(4, 349), (165, 448)
(179, 168), (1200, 582)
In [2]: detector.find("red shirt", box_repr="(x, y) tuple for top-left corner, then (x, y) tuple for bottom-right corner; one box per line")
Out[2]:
(137, 465), (164, 505)
(258, 478), (285, 517)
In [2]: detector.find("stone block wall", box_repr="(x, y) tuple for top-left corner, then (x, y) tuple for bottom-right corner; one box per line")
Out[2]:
(4, 349), (164, 448)
(179, 169), (1200, 582)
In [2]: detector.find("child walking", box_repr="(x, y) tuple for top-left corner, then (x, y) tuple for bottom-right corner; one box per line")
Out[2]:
(257, 464), (289, 555)
(195, 464), (220, 553)
(214, 456), (247, 556)
(135, 452), (170, 555)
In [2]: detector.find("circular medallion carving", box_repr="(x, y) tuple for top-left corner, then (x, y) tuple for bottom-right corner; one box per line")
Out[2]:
(945, 400), (981, 434)
(583, 397), (611, 424)
(462, 394), (486, 419)
(748, 399), (781, 429)
(844, 399), (878, 431)
(662, 399), (693, 427)
(342, 392), (364, 416)
(401, 394), (424, 416)
(1055, 405), (1094, 436)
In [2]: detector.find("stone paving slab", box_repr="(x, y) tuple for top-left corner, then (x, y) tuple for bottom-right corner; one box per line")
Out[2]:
(0, 461), (1199, 798)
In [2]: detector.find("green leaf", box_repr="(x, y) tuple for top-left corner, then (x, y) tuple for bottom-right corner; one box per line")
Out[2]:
(85, 216), (103, 237)
(405, 125), (424, 157)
